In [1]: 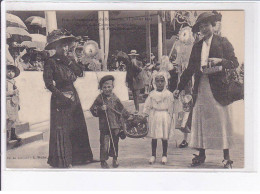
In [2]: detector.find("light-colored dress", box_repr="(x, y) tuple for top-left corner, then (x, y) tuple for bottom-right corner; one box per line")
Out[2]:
(143, 89), (175, 140)
(191, 74), (233, 149)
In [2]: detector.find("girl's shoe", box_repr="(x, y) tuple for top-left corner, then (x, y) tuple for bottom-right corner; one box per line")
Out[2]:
(222, 159), (233, 169)
(191, 154), (206, 167)
(161, 156), (167, 165)
(149, 156), (156, 165)
(179, 140), (188, 148)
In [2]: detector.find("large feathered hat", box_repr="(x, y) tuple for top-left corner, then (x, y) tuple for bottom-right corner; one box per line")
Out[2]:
(45, 29), (77, 50)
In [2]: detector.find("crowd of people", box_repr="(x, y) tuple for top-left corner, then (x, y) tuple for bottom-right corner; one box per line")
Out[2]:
(7, 12), (242, 169)
(7, 42), (45, 72)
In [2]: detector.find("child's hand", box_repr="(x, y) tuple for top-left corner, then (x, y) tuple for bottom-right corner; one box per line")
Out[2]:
(101, 105), (107, 111)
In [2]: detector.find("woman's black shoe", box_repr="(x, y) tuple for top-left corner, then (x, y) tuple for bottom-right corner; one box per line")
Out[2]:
(112, 159), (119, 168)
(101, 161), (109, 169)
(191, 154), (206, 167)
(179, 140), (188, 148)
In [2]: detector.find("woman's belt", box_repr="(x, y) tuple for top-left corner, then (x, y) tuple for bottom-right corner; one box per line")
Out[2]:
(56, 81), (73, 89)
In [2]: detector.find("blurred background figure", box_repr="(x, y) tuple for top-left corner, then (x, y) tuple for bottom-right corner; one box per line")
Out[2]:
(126, 50), (145, 113)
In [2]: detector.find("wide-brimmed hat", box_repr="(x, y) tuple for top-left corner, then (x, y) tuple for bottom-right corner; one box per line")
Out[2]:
(7, 65), (20, 78)
(45, 29), (77, 50)
(192, 12), (218, 33)
(128, 50), (139, 56)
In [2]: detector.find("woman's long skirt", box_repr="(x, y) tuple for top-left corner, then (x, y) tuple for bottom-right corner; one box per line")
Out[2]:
(47, 86), (93, 168)
(190, 75), (233, 149)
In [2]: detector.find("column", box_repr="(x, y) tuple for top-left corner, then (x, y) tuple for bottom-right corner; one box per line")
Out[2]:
(44, 11), (58, 35)
(98, 10), (105, 68)
(103, 11), (110, 71)
(162, 20), (167, 55)
(158, 14), (163, 62)
(145, 11), (151, 64)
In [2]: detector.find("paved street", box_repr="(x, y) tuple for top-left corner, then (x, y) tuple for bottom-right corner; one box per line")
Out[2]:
(6, 101), (244, 169)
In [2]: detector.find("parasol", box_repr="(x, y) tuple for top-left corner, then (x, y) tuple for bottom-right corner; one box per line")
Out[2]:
(7, 27), (32, 42)
(83, 40), (99, 58)
(30, 33), (47, 43)
(25, 16), (46, 28)
(21, 41), (45, 51)
(6, 13), (27, 30)
(21, 34), (47, 51)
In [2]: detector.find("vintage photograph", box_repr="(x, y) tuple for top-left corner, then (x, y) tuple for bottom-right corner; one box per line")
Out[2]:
(4, 10), (244, 169)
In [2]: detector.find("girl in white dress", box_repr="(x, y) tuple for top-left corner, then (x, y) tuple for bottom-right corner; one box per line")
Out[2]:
(143, 71), (175, 165)
(6, 65), (21, 142)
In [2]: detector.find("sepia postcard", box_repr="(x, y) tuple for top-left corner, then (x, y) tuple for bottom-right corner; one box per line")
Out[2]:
(2, 2), (247, 172)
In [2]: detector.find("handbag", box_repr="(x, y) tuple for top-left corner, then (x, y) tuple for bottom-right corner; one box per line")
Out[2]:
(225, 68), (244, 103)
(202, 65), (223, 74)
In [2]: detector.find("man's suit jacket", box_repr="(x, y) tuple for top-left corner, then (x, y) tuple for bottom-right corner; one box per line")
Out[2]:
(178, 34), (239, 106)
(126, 59), (145, 90)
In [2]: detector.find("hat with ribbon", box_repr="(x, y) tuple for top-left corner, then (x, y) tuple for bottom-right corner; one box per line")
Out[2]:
(192, 12), (219, 33)
(45, 29), (77, 50)
(7, 65), (20, 78)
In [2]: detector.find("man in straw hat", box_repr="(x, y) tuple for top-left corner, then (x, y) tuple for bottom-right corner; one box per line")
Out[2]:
(174, 12), (239, 168)
(43, 29), (93, 168)
(126, 50), (144, 113)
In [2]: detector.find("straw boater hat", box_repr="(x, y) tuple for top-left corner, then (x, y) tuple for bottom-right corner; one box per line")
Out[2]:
(128, 50), (139, 56)
(192, 12), (218, 33)
(7, 65), (20, 78)
(45, 29), (77, 50)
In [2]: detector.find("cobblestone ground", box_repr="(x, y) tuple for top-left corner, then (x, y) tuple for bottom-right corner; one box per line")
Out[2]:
(6, 101), (244, 170)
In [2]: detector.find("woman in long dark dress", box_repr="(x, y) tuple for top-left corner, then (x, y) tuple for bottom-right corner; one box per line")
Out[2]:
(43, 29), (93, 168)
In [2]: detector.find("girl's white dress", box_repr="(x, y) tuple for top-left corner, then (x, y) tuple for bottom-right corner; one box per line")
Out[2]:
(143, 89), (174, 140)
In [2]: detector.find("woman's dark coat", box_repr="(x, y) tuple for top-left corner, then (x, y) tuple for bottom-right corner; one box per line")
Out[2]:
(177, 34), (239, 106)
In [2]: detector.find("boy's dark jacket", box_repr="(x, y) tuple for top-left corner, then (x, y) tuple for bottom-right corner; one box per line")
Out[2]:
(90, 93), (130, 131)
(177, 34), (239, 106)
